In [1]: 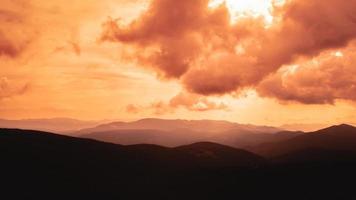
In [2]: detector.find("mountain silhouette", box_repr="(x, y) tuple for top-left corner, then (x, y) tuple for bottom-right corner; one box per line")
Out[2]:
(174, 142), (265, 167)
(2, 127), (356, 199)
(0, 128), (264, 169)
(251, 124), (356, 158)
(0, 128), (271, 199)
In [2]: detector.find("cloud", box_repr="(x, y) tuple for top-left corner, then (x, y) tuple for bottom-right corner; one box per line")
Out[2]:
(0, 77), (30, 100)
(149, 101), (174, 115)
(0, 31), (22, 57)
(103, 0), (356, 103)
(0, 1), (33, 58)
(54, 40), (81, 56)
(101, 0), (231, 78)
(183, 0), (356, 95)
(257, 43), (356, 104)
(168, 91), (228, 112)
(126, 104), (141, 114)
(125, 91), (229, 115)
(0, 0), (123, 60)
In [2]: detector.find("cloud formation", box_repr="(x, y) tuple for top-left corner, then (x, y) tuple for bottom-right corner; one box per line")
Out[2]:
(169, 91), (228, 112)
(101, 0), (232, 78)
(0, 77), (30, 100)
(0, 1), (33, 57)
(126, 91), (228, 115)
(258, 43), (356, 104)
(103, 0), (356, 104)
(126, 104), (141, 114)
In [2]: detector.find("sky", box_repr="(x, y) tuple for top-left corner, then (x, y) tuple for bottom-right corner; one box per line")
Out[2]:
(1, 0), (356, 126)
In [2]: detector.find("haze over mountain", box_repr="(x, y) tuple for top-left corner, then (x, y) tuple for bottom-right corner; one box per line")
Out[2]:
(279, 123), (332, 132)
(0, 118), (109, 133)
(78, 118), (294, 148)
(77, 118), (281, 134)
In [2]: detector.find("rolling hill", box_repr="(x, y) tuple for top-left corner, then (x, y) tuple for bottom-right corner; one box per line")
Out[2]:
(2, 128), (356, 199)
(0, 128), (263, 169)
(0, 128), (267, 199)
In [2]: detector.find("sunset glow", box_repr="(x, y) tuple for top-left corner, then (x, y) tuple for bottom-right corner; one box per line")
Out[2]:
(1, 0), (356, 127)
(3, 1), (356, 198)
(209, 0), (276, 24)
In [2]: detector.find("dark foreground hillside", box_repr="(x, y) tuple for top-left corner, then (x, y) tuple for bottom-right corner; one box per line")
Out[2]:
(1, 128), (356, 200)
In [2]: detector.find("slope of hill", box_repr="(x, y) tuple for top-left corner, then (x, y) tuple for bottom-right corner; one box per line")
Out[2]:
(0, 128), (264, 168)
(81, 129), (205, 147)
(0, 128), (269, 199)
(210, 130), (302, 148)
(251, 124), (356, 158)
(78, 118), (290, 148)
(175, 142), (265, 167)
(0, 118), (105, 133)
(279, 123), (331, 132)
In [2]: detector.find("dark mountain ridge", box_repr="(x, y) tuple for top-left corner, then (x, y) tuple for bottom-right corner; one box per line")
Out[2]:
(0, 128), (264, 169)
(251, 124), (356, 158)
(2, 124), (356, 199)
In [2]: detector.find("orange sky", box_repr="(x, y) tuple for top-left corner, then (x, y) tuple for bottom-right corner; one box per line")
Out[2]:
(1, 0), (356, 126)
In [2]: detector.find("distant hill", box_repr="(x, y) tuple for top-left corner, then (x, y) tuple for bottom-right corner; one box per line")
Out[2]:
(251, 124), (356, 158)
(78, 118), (289, 148)
(81, 129), (203, 147)
(77, 118), (281, 134)
(0, 118), (106, 133)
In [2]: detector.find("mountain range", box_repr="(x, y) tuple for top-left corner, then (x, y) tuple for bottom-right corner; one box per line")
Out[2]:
(2, 124), (356, 199)
(250, 124), (356, 158)
(77, 118), (295, 148)
(0, 118), (108, 133)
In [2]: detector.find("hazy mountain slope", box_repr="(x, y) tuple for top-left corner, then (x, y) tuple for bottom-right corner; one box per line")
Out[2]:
(251, 124), (356, 157)
(0, 118), (104, 133)
(279, 123), (331, 132)
(80, 128), (300, 148)
(81, 129), (206, 147)
(78, 118), (286, 148)
(77, 118), (281, 134)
